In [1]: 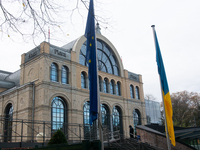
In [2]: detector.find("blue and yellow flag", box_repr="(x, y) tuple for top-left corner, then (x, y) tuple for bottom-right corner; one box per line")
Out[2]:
(152, 25), (176, 146)
(85, 0), (98, 125)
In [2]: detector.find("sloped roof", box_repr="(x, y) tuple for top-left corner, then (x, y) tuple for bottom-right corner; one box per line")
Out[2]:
(0, 70), (20, 90)
(61, 39), (78, 51)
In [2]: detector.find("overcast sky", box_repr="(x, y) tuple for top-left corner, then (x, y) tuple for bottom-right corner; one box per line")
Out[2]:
(1, 0), (200, 102)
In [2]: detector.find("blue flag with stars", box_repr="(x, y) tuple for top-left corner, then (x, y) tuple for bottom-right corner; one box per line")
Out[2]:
(85, 0), (98, 125)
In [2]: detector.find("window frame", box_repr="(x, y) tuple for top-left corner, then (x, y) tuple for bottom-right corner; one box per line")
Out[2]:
(81, 72), (87, 88)
(51, 97), (67, 135)
(4, 103), (13, 142)
(130, 85), (134, 99)
(50, 63), (58, 82)
(61, 66), (68, 84)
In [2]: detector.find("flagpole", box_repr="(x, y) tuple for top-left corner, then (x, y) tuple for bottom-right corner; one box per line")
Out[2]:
(96, 43), (104, 150)
(151, 25), (171, 150)
(84, 0), (104, 149)
(98, 93), (104, 150)
(48, 26), (50, 43)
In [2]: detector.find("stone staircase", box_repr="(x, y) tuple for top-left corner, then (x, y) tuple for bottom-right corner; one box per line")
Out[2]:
(105, 138), (160, 150)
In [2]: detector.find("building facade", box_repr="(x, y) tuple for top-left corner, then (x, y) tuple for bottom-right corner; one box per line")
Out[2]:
(0, 29), (146, 142)
(145, 99), (161, 125)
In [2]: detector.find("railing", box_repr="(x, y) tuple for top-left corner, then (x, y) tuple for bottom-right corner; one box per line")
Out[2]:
(0, 118), (86, 144)
(1, 118), (183, 150)
(0, 118), (116, 144)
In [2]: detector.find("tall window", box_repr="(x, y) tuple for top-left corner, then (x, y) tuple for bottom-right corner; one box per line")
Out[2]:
(99, 76), (102, 92)
(61, 66), (68, 84)
(83, 102), (97, 139)
(81, 72), (86, 88)
(101, 104), (110, 130)
(51, 97), (67, 134)
(116, 81), (121, 96)
(104, 78), (109, 93)
(133, 109), (141, 133)
(110, 80), (115, 94)
(4, 103), (13, 142)
(130, 85), (134, 99)
(79, 39), (120, 76)
(112, 106), (123, 136)
(135, 86), (140, 99)
(51, 63), (58, 82)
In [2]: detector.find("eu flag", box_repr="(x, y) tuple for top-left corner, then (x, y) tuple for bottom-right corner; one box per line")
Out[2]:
(85, 0), (98, 125)
(152, 25), (175, 146)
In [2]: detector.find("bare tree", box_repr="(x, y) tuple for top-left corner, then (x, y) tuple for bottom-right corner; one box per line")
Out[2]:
(0, 0), (111, 44)
(145, 94), (156, 101)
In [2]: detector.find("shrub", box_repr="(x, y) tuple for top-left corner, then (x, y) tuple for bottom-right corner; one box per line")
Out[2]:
(47, 129), (68, 145)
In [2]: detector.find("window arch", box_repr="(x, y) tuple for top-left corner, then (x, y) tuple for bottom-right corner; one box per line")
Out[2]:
(51, 97), (67, 135)
(4, 103), (13, 142)
(83, 102), (97, 139)
(133, 109), (141, 133)
(112, 106), (123, 136)
(101, 104), (110, 131)
(79, 39), (120, 76)
(116, 81), (121, 96)
(135, 86), (140, 99)
(104, 78), (109, 93)
(130, 85), (134, 99)
(81, 72), (87, 88)
(61, 66), (68, 84)
(51, 63), (58, 82)
(110, 80), (115, 94)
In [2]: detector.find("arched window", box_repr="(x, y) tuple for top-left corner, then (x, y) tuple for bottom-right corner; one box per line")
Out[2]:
(130, 85), (134, 99)
(133, 109), (141, 133)
(110, 80), (115, 94)
(81, 72), (86, 88)
(112, 106), (123, 137)
(4, 103), (13, 142)
(135, 86), (140, 99)
(116, 81), (121, 96)
(51, 63), (58, 82)
(99, 76), (102, 92)
(51, 97), (67, 135)
(104, 78), (109, 93)
(61, 66), (68, 84)
(101, 104), (110, 131)
(79, 39), (120, 76)
(83, 102), (97, 139)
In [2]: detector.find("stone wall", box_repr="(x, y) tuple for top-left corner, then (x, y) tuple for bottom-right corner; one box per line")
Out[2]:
(136, 128), (194, 150)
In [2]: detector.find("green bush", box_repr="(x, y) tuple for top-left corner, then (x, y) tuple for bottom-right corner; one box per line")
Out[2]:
(47, 129), (68, 145)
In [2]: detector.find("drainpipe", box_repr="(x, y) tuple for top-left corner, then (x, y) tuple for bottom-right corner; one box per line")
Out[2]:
(31, 79), (38, 142)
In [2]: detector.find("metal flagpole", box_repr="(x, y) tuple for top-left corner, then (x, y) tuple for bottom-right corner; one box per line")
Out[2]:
(96, 43), (104, 150)
(158, 76), (171, 150)
(98, 97), (104, 150)
(151, 25), (171, 150)
(48, 26), (50, 43)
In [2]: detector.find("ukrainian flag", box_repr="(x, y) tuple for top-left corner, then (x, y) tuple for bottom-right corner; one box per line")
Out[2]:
(85, 0), (98, 125)
(152, 25), (176, 146)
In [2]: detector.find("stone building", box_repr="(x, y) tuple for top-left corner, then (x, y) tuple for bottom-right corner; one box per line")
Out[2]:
(0, 26), (146, 143)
